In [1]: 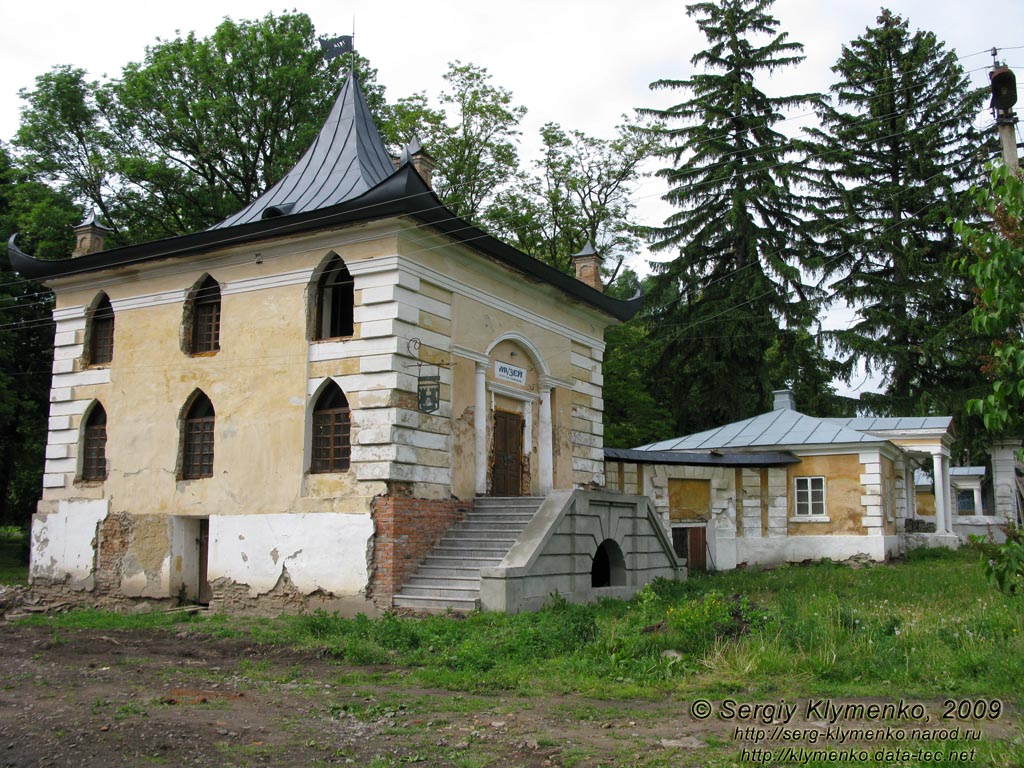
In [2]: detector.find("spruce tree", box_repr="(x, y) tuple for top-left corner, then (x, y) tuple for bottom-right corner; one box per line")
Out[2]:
(808, 9), (990, 452)
(642, 0), (834, 435)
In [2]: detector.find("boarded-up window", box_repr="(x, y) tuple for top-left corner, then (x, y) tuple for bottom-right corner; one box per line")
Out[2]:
(668, 478), (711, 522)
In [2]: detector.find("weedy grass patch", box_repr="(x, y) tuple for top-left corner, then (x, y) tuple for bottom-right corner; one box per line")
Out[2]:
(18, 548), (1024, 702)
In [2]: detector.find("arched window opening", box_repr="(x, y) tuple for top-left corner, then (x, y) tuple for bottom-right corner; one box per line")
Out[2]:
(182, 392), (215, 479)
(313, 257), (354, 340)
(186, 276), (221, 354)
(311, 382), (351, 473)
(81, 403), (108, 481)
(88, 294), (115, 365)
(591, 539), (626, 588)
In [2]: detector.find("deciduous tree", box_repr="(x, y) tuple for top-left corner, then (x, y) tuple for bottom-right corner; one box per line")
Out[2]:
(955, 164), (1024, 438)
(0, 144), (75, 526)
(485, 117), (656, 278)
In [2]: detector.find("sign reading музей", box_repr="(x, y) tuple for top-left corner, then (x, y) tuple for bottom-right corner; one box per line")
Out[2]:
(494, 360), (527, 386)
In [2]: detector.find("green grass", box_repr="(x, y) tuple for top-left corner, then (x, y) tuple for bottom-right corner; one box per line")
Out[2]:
(16, 548), (1024, 703)
(0, 526), (29, 585)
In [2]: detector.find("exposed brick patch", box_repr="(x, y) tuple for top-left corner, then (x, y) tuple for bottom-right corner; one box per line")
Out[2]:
(370, 496), (472, 608)
(208, 567), (376, 617)
(30, 511), (134, 609)
(94, 511), (131, 595)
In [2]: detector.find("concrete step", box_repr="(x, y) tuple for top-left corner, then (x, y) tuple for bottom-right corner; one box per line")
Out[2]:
(392, 594), (480, 612)
(454, 520), (532, 531)
(398, 584), (481, 600)
(461, 514), (534, 525)
(474, 497), (544, 509)
(421, 555), (504, 569)
(406, 575), (481, 589)
(440, 533), (517, 546)
(431, 545), (509, 558)
(415, 566), (486, 580)
(391, 496), (544, 613)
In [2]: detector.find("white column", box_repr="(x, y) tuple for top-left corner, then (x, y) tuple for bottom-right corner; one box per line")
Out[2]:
(973, 487), (983, 517)
(538, 385), (553, 494)
(990, 440), (1021, 524)
(932, 452), (949, 534)
(474, 362), (488, 495)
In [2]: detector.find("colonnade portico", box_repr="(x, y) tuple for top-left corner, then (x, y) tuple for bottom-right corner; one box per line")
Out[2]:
(932, 449), (951, 534)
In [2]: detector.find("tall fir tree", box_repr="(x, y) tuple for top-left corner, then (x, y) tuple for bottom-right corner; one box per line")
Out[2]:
(807, 9), (990, 458)
(642, 0), (837, 436)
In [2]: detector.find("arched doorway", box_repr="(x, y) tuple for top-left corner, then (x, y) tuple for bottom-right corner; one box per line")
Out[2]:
(492, 410), (524, 496)
(591, 539), (626, 588)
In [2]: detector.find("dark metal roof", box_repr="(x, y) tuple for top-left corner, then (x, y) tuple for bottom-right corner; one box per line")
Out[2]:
(212, 71), (394, 229)
(76, 208), (111, 232)
(7, 166), (641, 321)
(605, 447), (801, 467)
(4, 71), (641, 321)
(571, 240), (599, 258)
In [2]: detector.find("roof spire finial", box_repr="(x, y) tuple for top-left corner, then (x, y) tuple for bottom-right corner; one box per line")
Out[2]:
(318, 32), (354, 77)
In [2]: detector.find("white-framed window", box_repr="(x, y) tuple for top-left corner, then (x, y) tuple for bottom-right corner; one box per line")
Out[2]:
(794, 476), (827, 517)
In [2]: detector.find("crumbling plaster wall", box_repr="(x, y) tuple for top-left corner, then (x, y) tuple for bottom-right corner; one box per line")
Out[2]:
(30, 499), (109, 590)
(210, 512), (373, 598)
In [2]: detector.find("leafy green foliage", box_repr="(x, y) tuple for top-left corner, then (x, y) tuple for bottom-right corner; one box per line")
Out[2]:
(808, 9), (990, 458)
(13, 13), (367, 243)
(485, 117), (658, 277)
(984, 538), (1024, 595)
(424, 62), (526, 222)
(955, 164), (1024, 437)
(640, 0), (831, 434)
(0, 144), (73, 526)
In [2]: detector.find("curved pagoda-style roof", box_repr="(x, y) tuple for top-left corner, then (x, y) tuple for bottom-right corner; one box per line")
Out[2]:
(5, 72), (640, 322)
(213, 71), (395, 229)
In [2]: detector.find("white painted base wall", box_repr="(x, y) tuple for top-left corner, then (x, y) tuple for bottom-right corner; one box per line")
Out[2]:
(952, 518), (1007, 544)
(30, 500), (109, 589)
(735, 534), (902, 568)
(210, 512), (374, 597)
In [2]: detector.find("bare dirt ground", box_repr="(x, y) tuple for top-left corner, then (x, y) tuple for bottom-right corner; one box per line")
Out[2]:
(0, 622), (1018, 768)
(0, 623), (722, 768)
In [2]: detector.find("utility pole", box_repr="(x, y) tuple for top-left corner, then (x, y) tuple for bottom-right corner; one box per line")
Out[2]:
(990, 50), (1019, 170)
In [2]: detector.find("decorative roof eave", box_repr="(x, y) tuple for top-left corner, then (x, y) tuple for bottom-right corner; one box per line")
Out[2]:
(604, 447), (801, 468)
(5, 166), (640, 322)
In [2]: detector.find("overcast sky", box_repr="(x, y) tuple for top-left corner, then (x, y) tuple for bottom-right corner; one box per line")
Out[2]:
(1, 0), (1021, 396)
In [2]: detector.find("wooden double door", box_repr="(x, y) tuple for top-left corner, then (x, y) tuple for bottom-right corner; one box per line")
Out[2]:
(491, 410), (524, 497)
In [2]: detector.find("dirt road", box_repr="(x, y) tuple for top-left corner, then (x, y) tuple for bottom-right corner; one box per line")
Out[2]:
(1, 623), (1018, 767)
(0, 624), (721, 767)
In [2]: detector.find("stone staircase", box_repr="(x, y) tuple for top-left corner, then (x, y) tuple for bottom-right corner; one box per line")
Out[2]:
(392, 496), (543, 613)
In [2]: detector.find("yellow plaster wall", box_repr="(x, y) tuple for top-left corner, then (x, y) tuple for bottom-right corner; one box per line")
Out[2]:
(917, 490), (936, 516)
(48, 220), (615, 516)
(787, 454), (866, 536)
(46, 233), (399, 518)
